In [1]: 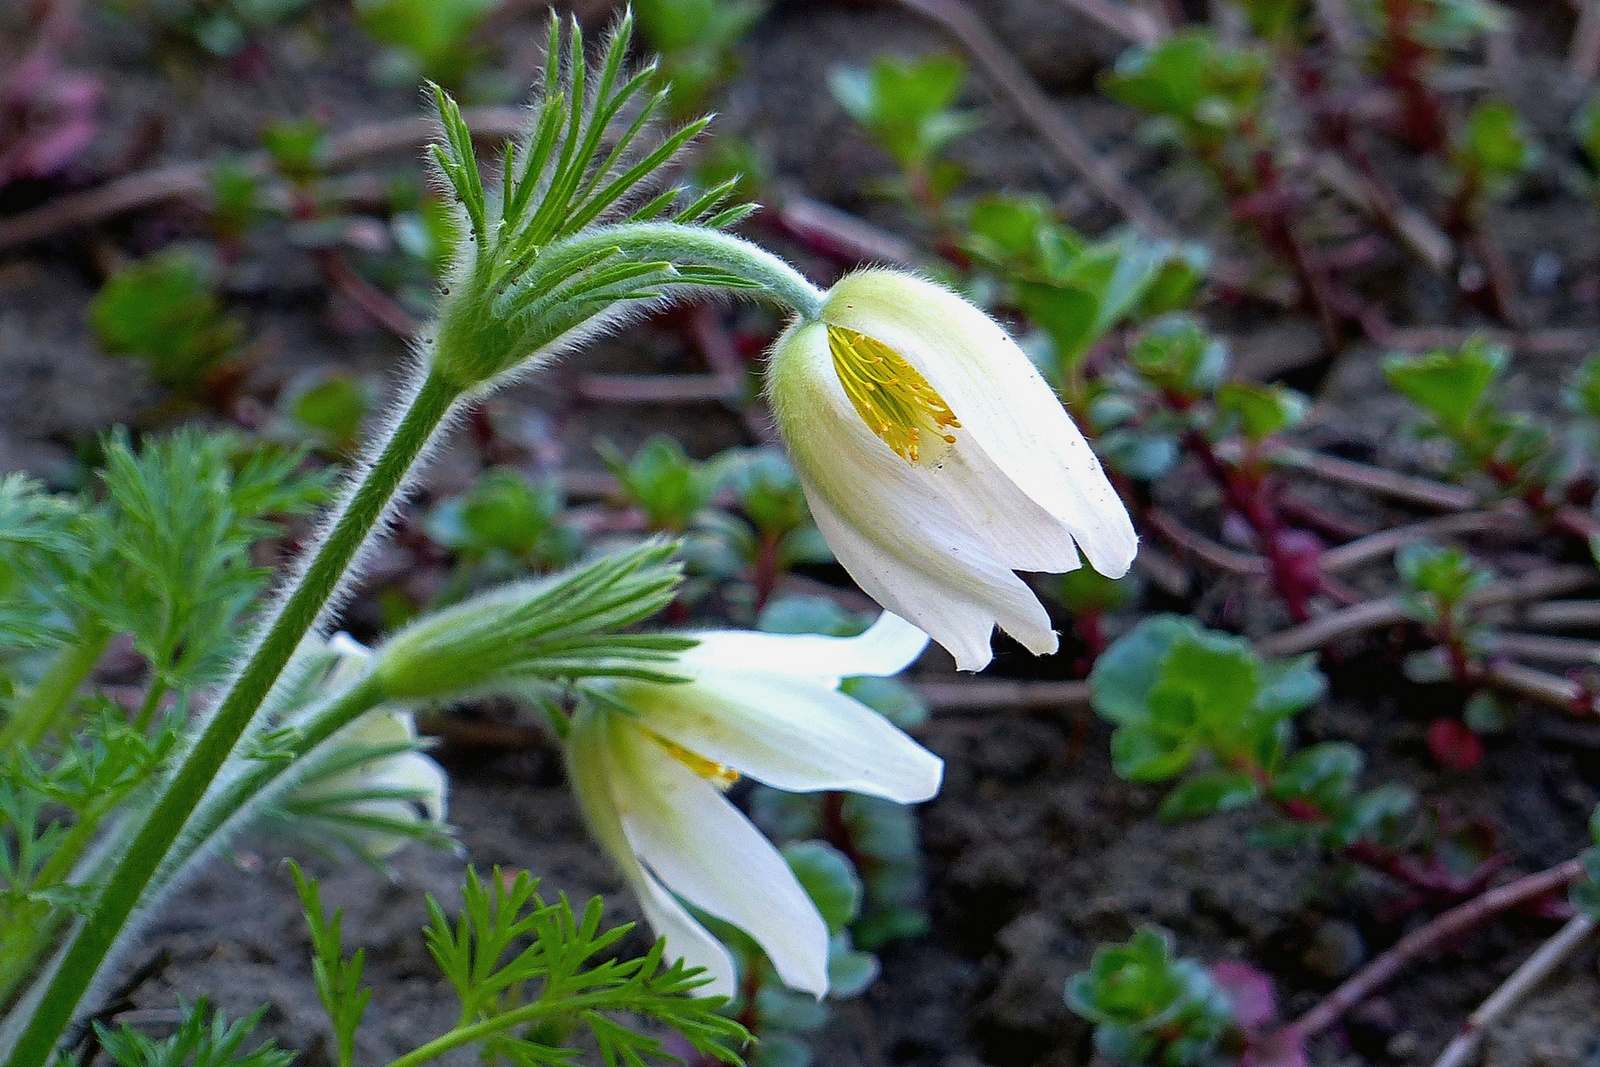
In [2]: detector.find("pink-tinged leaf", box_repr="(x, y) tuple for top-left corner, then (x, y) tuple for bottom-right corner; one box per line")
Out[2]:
(1278, 528), (1326, 598)
(1426, 717), (1484, 772)
(1209, 960), (1276, 1032)
(1242, 1027), (1310, 1067)
(40, 72), (103, 111)
(0, 49), (103, 186)
(15, 119), (96, 177)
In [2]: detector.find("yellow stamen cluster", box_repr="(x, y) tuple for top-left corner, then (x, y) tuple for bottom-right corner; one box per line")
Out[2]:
(827, 324), (961, 467)
(651, 733), (741, 790)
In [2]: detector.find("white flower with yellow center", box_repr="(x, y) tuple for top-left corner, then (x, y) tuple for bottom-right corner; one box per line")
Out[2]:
(766, 269), (1138, 671)
(566, 613), (940, 999)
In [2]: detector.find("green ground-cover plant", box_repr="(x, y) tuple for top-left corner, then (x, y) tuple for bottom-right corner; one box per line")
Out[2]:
(1091, 314), (1321, 620)
(963, 193), (1207, 409)
(19, 5), (1600, 1065)
(90, 246), (246, 394)
(829, 52), (978, 235)
(104, 0), (313, 59)
(636, 0), (766, 121)
(1067, 927), (1239, 1067)
(354, 0), (504, 94)
(1383, 336), (1600, 539)
(1091, 615), (1504, 900)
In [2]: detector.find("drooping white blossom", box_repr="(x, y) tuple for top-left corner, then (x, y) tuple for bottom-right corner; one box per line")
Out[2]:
(766, 269), (1138, 670)
(566, 613), (940, 998)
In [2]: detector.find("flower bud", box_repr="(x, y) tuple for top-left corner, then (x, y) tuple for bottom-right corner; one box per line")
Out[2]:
(286, 635), (448, 861)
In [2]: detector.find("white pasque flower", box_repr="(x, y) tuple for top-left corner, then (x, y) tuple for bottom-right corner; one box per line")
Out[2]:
(566, 613), (940, 999)
(289, 634), (449, 859)
(766, 269), (1138, 671)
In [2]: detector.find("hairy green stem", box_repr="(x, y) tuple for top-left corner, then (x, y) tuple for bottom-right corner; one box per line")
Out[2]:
(0, 628), (110, 751)
(574, 222), (827, 321)
(2, 371), (461, 1067)
(148, 673), (390, 900)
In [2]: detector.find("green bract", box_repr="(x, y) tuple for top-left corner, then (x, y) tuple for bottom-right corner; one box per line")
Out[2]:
(424, 15), (820, 391)
(371, 541), (694, 700)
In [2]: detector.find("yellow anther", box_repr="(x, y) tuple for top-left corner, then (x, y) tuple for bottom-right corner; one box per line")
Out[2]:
(827, 325), (960, 467)
(651, 733), (741, 790)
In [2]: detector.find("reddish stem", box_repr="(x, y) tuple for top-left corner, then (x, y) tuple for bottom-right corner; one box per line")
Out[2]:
(1381, 0), (1447, 155)
(750, 531), (781, 615)
(1182, 425), (1316, 622)
(1202, 126), (1344, 349)
(821, 790), (871, 878)
(1242, 758), (1500, 901)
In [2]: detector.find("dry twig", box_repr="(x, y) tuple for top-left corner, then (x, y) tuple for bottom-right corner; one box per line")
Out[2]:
(569, 373), (743, 404)
(1270, 445), (1478, 511)
(1046, 0), (1165, 44)
(1483, 661), (1597, 717)
(1430, 913), (1597, 1067)
(1290, 859), (1584, 1042)
(773, 194), (927, 269)
(1318, 510), (1518, 573)
(916, 678), (1090, 711)
(1570, 0), (1600, 80)
(0, 107), (527, 250)
(1144, 507), (1269, 576)
(1521, 600), (1600, 630)
(1257, 565), (1598, 656)
(1491, 632), (1600, 667)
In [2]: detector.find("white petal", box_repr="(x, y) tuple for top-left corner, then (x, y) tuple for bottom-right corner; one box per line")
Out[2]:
(681, 611), (929, 685)
(824, 271), (1139, 578)
(329, 632), (371, 660)
(327, 632), (374, 690)
(806, 484), (1057, 671)
(354, 750), (448, 822)
(567, 711), (738, 996)
(634, 867), (740, 998)
(608, 717), (831, 997)
(615, 674), (943, 803)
